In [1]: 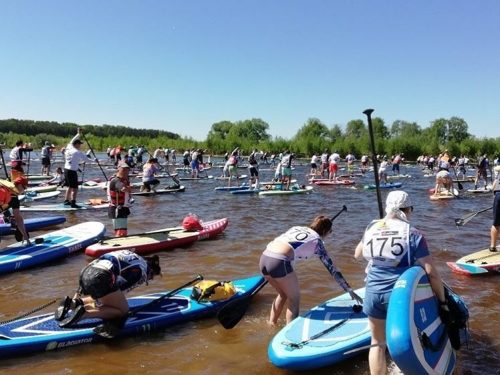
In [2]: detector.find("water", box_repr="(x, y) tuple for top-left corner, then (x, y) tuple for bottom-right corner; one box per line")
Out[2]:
(0, 159), (498, 374)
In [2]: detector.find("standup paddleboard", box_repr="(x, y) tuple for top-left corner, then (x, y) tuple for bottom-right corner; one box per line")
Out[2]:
(429, 188), (458, 200)
(19, 191), (61, 203)
(131, 186), (186, 196)
(85, 218), (228, 257)
(0, 222), (106, 275)
(313, 180), (355, 186)
(20, 201), (108, 211)
(259, 185), (313, 196)
(268, 288), (369, 371)
(447, 248), (500, 275)
(0, 275), (265, 357)
(363, 182), (402, 189)
(386, 266), (467, 375)
(0, 216), (66, 235)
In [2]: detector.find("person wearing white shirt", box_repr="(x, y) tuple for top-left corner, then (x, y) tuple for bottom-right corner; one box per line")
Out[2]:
(63, 128), (88, 208)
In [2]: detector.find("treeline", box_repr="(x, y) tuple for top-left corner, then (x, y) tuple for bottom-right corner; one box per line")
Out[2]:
(0, 117), (499, 160)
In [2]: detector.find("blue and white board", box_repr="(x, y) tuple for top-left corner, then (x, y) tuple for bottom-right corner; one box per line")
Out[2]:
(268, 288), (370, 371)
(259, 185), (313, 196)
(19, 202), (108, 211)
(364, 182), (403, 190)
(0, 275), (264, 357)
(19, 191), (61, 203)
(214, 185), (250, 192)
(386, 266), (458, 375)
(0, 216), (66, 236)
(0, 222), (105, 275)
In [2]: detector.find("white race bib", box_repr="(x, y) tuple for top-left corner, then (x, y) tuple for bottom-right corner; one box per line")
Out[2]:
(362, 219), (410, 267)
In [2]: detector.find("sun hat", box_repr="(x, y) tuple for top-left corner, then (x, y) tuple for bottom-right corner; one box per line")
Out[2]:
(385, 190), (412, 217)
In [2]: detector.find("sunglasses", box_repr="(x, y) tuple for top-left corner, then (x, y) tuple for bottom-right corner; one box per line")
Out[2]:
(400, 206), (414, 212)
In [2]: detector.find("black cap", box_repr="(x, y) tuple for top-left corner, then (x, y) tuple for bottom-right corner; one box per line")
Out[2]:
(72, 139), (83, 145)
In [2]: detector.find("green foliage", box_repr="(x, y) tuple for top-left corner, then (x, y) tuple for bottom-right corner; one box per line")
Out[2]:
(0, 115), (497, 160)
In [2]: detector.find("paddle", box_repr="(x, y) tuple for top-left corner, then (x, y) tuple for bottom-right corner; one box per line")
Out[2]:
(217, 205), (349, 330)
(128, 274), (203, 316)
(363, 109), (384, 219)
(80, 131), (108, 181)
(454, 206), (493, 227)
(92, 275), (204, 338)
(0, 298), (58, 326)
(451, 167), (464, 190)
(0, 144), (9, 180)
(284, 317), (350, 350)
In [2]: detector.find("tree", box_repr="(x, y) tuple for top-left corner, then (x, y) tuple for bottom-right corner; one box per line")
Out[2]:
(447, 117), (469, 143)
(345, 119), (366, 139)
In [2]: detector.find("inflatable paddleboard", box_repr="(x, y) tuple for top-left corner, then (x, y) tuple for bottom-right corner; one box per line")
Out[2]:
(313, 180), (355, 186)
(447, 248), (500, 275)
(85, 218), (228, 257)
(0, 222), (105, 275)
(268, 288), (369, 371)
(0, 216), (66, 236)
(25, 185), (58, 194)
(20, 202), (108, 211)
(0, 275), (265, 357)
(363, 182), (403, 190)
(259, 185), (313, 196)
(386, 266), (465, 375)
(131, 186), (186, 196)
(214, 174), (248, 180)
(429, 188), (458, 200)
(466, 185), (492, 194)
(19, 191), (61, 203)
(214, 185), (249, 192)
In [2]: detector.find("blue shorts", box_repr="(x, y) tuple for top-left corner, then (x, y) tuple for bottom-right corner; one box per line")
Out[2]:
(363, 290), (392, 319)
(282, 167), (292, 177)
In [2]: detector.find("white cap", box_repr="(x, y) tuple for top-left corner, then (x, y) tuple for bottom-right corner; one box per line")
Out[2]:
(385, 190), (412, 216)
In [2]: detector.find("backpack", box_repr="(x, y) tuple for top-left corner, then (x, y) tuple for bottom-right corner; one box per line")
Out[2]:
(190, 280), (236, 302)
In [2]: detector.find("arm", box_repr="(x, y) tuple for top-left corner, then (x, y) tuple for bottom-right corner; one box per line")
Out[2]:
(354, 241), (363, 260)
(416, 255), (446, 303)
(316, 241), (363, 303)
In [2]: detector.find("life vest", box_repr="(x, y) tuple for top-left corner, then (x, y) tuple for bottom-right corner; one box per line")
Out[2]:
(190, 280), (236, 302)
(0, 179), (20, 196)
(0, 186), (12, 205)
(109, 177), (128, 205)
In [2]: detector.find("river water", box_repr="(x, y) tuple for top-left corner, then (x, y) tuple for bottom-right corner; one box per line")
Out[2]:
(0, 158), (498, 374)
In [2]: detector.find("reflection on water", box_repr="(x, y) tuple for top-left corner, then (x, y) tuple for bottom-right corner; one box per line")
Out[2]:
(0, 160), (498, 374)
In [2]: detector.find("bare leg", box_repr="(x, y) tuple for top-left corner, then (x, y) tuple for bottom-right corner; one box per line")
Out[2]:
(491, 225), (499, 249)
(265, 272), (300, 325)
(368, 317), (387, 375)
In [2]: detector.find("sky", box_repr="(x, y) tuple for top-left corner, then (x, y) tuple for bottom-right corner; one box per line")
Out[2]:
(1, 0), (499, 141)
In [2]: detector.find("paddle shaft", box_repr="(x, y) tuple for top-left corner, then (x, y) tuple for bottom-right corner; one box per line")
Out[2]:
(363, 109), (384, 219)
(331, 205), (347, 222)
(455, 206), (493, 226)
(80, 132), (108, 181)
(451, 167), (464, 190)
(286, 317), (349, 349)
(0, 145), (9, 180)
(129, 275), (203, 316)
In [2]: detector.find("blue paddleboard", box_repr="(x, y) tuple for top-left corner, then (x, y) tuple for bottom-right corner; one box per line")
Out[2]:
(0, 275), (265, 357)
(364, 182), (403, 190)
(386, 266), (464, 375)
(0, 216), (66, 236)
(0, 222), (106, 275)
(268, 288), (370, 371)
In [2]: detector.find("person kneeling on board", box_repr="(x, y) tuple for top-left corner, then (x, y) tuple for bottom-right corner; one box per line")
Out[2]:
(108, 161), (132, 237)
(259, 215), (363, 326)
(434, 169), (453, 196)
(55, 250), (162, 335)
(354, 191), (447, 375)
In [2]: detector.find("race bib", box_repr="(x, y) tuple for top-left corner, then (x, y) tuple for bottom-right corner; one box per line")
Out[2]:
(362, 220), (410, 267)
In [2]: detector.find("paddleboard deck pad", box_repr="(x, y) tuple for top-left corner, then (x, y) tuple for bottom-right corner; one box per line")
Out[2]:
(268, 288), (369, 371)
(0, 216), (66, 236)
(85, 218), (228, 257)
(0, 275), (265, 358)
(449, 248), (500, 274)
(0, 222), (106, 275)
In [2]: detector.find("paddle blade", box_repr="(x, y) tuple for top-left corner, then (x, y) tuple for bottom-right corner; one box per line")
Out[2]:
(217, 296), (253, 329)
(217, 279), (268, 329)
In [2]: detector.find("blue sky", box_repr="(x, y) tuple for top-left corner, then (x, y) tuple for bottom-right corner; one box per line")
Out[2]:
(1, 0), (499, 141)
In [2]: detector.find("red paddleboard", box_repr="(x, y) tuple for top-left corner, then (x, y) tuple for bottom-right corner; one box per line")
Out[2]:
(85, 218), (228, 257)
